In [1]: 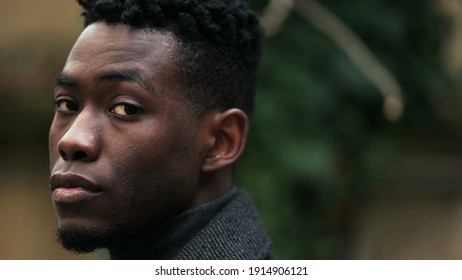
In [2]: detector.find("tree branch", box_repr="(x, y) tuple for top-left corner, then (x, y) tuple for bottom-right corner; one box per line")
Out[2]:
(260, 0), (404, 121)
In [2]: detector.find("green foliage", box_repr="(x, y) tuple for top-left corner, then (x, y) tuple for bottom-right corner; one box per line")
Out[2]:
(236, 0), (458, 259)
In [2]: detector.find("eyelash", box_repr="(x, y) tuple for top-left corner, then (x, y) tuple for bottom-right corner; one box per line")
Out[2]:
(109, 102), (143, 117)
(54, 98), (78, 114)
(54, 98), (143, 118)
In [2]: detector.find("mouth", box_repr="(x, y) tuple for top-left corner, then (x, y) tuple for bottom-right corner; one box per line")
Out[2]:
(50, 173), (103, 204)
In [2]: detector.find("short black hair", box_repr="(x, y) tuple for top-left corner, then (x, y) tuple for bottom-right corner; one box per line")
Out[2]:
(77, 0), (263, 116)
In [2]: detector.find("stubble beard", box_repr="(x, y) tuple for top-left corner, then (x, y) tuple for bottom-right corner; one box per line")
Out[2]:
(55, 226), (109, 254)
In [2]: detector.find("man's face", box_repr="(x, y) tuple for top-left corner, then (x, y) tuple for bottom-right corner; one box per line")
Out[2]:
(49, 22), (206, 252)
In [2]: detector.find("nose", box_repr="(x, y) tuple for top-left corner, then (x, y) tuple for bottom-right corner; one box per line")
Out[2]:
(56, 110), (102, 162)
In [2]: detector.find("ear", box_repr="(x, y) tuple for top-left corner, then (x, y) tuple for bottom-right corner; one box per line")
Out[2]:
(201, 108), (249, 173)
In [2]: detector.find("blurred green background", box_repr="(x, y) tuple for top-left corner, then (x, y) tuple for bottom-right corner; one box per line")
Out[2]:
(2, 0), (462, 259)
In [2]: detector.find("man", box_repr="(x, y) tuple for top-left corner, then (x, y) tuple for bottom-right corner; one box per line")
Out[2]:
(48, 0), (271, 259)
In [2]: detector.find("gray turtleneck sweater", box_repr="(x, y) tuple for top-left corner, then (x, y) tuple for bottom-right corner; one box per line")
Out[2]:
(109, 188), (272, 259)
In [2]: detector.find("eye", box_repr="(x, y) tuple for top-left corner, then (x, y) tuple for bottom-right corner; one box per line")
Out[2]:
(110, 103), (142, 116)
(54, 98), (78, 114)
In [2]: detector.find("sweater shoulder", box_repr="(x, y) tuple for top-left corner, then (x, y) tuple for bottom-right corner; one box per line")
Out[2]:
(175, 188), (272, 260)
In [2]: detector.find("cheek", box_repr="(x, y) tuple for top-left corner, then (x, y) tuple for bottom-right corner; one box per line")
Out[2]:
(105, 129), (199, 220)
(105, 149), (191, 233)
(49, 123), (63, 169)
(111, 120), (198, 175)
(111, 135), (191, 187)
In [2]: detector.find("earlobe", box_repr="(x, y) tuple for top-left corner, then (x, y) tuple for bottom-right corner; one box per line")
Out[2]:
(201, 109), (249, 173)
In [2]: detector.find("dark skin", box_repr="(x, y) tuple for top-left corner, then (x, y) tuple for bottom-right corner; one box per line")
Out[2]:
(49, 22), (249, 252)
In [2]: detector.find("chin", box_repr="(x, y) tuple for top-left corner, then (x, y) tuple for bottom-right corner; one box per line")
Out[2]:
(56, 223), (109, 254)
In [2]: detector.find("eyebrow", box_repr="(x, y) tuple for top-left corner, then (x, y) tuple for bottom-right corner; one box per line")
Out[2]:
(97, 70), (155, 94)
(55, 73), (77, 88)
(55, 70), (155, 94)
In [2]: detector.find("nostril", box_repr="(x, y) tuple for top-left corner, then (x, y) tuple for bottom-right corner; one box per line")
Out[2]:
(58, 149), (87, 161)
(59, 149), (67, 159)
(73, 151), (87, 160)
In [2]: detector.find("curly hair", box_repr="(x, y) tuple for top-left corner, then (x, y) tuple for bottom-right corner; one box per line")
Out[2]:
(76, 0), (263, 116)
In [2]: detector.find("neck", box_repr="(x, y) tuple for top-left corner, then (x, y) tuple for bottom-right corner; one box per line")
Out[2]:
(108, 188), (237, 259)
(188, 167), (233, 208)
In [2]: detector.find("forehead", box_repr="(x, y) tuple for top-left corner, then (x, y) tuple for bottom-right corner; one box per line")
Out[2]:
(64, 22), (179, 91)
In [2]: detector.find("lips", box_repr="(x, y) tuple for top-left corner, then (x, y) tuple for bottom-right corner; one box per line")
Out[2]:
(50, 173), (103, 203)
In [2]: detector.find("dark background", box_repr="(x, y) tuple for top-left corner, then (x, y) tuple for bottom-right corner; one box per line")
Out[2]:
(2, 0), (462, 259)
